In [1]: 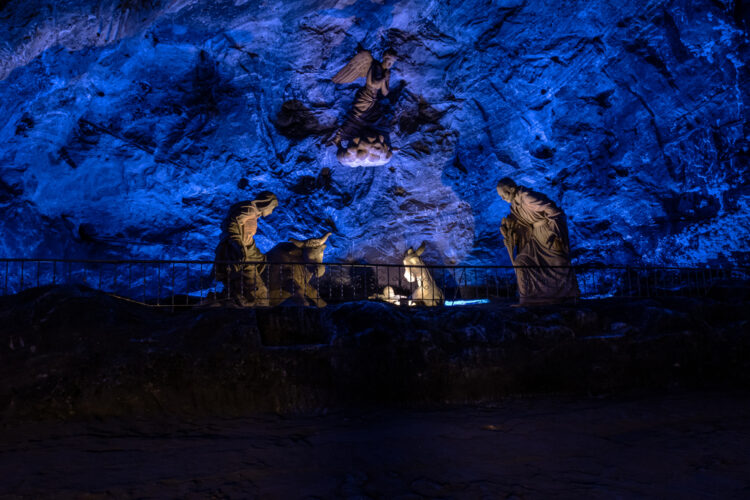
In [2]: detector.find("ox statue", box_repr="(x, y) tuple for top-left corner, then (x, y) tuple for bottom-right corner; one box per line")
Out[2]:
(266, 232), (331, 307)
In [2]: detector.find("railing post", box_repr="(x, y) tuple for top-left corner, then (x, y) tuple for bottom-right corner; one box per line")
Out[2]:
(696, 269), (701, 296)
(328, 264), (333, 303)
(505, 267), (516, 299)
(156, 263), (161, 306)
(186, 262), (190, 306)
(441, 268), (446, 304)
(398, 264), (402, 301)
(375, 264), (379, 302)
(199, 263), (204, 301)
(143, 263), (147, 304)
(702, 269), (709, 296)
(171, 262), (175, 311)
(225, 264), (230, 300)
(636, 267), (642, 297)
(318, 263), (323, 304)
(385, 265), (391, 300)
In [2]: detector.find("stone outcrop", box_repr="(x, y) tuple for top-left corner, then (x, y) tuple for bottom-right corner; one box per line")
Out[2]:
(1, 285), (749, 419)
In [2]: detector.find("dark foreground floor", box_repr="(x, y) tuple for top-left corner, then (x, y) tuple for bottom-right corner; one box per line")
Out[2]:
(1, 391), (749, 499)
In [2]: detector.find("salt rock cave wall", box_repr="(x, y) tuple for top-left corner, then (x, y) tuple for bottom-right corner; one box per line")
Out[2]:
(0, 0), (748, 267)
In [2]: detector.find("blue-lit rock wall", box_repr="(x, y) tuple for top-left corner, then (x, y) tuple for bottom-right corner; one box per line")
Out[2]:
(1, 0), (748, 266)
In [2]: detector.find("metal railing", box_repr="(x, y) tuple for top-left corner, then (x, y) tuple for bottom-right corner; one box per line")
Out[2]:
(1, 258), (748, 308)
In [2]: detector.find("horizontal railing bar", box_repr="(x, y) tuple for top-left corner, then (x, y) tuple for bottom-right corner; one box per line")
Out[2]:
(0, 258), (746, 273)
(2, 258), (747, 309)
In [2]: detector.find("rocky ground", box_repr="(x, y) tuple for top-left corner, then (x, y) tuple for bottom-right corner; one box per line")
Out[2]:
(1, 0), (748, 268)
(1, 392), (749, 498)
(1, 284), (749, 497)
(1, 284), (749, 418)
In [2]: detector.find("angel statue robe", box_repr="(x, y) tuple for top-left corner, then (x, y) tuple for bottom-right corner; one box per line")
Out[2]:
(332, 51), (391, 141)
(502, 187), (579, 303)
(348, 62), (389, 125)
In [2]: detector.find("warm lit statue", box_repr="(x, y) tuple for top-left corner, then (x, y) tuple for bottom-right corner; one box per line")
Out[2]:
(213, 192), (278, 306)
(496, 178), (579, 305)
(266, 232), (331, 307)
(402, 242), (444, 306)
(371, 285), (404, 305)
(336, 134), (393, 167)
(330, 48), (397, 167)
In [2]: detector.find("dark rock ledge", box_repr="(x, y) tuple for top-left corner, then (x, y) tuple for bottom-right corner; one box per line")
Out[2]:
(1, 285), (748, 419)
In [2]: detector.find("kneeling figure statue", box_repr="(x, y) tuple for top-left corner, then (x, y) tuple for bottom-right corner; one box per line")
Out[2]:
(213, 192), (278, 306)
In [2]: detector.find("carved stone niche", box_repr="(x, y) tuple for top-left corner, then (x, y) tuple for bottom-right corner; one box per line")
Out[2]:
(336, 134), (393, 167)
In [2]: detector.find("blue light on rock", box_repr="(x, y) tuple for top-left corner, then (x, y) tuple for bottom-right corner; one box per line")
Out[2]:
(445, 299), (491, 307)
(0, 0), (746, 270)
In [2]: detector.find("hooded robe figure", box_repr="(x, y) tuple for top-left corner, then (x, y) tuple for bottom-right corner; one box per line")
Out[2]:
(497, 178), (579, 304)
(213, 192), (278, 306)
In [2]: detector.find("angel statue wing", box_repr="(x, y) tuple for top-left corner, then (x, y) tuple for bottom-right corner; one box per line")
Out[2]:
(332, 50), (373, 84)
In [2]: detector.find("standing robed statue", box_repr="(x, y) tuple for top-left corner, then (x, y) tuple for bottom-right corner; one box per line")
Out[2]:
(497, 178), (579, 305)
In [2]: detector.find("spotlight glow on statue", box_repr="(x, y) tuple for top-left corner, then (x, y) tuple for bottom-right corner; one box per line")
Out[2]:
(266, 232), (331, 307)
(497, 178), (579, 305)
(402, 242), (444, 306)
(329, 48), (397, 167)
(372, 243), (444, 306)
(213, 192), (278, 307)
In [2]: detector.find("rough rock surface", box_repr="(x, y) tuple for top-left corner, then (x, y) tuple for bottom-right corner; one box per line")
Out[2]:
(0, 0), (748, 270)
(2, 393), (750, 498)
(1, 285), (749, 419)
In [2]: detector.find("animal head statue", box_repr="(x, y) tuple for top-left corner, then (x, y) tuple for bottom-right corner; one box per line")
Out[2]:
(403, 242), (427, 283)
(289, 231), (331, 277)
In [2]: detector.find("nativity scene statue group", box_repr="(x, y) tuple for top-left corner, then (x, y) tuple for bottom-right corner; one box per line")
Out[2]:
(211, 45), (578, 308)
(212, 179), (578, 308)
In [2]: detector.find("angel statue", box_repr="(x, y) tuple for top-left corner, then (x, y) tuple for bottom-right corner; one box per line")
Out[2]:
(329, 48), (397, 167)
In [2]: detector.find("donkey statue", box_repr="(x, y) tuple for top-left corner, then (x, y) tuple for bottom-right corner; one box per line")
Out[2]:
(265, 232), (331, 307)
(402, 242), (444, 306)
